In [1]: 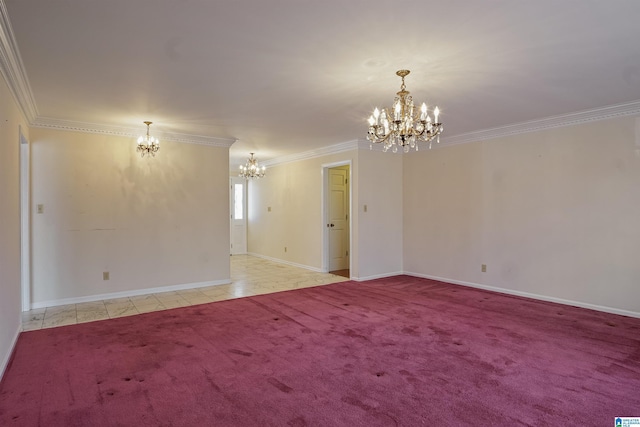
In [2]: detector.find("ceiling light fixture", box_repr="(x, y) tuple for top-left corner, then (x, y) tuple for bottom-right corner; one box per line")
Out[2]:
(239, 153), (266, 179)
(137, 121), (160, 157)
(367, 70), (443, 153)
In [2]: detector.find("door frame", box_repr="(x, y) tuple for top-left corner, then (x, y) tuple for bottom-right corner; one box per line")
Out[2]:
(321, 160), (352, 276)
(19, 126), (31, 312)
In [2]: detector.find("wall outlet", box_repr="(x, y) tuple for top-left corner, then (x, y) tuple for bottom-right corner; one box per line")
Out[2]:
(268, 206), (272, 212)
(284, 247), (287, 252)
(363, 204), (368, 212)
(103, 271), (110, 280)
(481, 264), (487, 273)
(36, 204), (44, 214)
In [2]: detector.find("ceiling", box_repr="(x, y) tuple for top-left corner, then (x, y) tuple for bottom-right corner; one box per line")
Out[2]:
(4, 0), (640, 167)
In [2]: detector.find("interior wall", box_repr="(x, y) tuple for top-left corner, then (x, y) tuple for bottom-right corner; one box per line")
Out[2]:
(403, 116), (640, 315)
(30, 128), (231, 306)
(247, 147), (404, 280)
(247, 151), (359, 273)
(0, 74), (27, 377)
(356, 148), (403, 280)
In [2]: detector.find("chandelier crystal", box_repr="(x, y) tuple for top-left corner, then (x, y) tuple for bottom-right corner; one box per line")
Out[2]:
(367, 70), (443, 153)
(239, 153), (266, 179)
(137, 121), (160, 157)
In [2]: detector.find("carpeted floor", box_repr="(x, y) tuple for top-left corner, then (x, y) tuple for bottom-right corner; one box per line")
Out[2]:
(1, 275), (639, 426)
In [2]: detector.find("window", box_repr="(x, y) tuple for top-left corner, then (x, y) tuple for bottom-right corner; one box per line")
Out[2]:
(234, 183), (244, 220)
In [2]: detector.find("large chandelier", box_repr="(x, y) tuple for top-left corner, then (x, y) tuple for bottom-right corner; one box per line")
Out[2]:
(367, 70), (443, 153)
(137, 121), (160, 157)
(239, 153), (266, 179)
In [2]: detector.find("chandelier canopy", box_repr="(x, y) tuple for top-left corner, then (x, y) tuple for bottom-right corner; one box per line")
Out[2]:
(239, 153), (266, 179)
(137, 121), (160, 157)
(367, 70), (443, 153)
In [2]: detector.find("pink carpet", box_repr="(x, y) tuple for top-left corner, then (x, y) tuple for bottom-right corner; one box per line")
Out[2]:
(1, 275), (639, 426)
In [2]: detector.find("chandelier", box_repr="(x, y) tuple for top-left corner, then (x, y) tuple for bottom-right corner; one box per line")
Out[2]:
(367, 70), (443, 153)
(239, 153), (266, 179)
(137, 121), (160, 157)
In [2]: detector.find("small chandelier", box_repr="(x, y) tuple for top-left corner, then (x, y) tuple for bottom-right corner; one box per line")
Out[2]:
(239, 153), (266, 179)
(137, 121), (160, 157)
(367, 70), (443, 153)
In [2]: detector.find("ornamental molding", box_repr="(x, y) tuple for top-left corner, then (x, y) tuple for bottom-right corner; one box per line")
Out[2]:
(0, 0), (38, 122)
(442, 101), (640, 146)
(31, 117), (236, 147)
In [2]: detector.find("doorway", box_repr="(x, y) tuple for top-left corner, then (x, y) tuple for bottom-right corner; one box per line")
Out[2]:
(229, 177), (247, 255)
(323, 162), (351, 278)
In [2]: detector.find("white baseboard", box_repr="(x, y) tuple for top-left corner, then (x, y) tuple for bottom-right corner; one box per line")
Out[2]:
(30, 278), (232, 310)
(352, 271), (403, 282)
(1, 324), (21, 382)
(405, 271), (640, 319)
(247, 252), (324, 273)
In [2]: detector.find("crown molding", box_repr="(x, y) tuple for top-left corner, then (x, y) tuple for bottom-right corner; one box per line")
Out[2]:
(0, 0), (38, 122)
(261, 139), (362, 167)
(442, 100), (640, 146)
(31, 117), (236, 147)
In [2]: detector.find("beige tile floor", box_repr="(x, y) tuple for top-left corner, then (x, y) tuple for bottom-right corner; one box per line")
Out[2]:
(22, 255), (350, 331)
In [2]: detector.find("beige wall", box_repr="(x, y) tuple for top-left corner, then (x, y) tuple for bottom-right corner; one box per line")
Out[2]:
(404, 116), (640, 315)
(30, 128), (231, 306)
(247, 151), (358, 272)
(0, 74), (28, 377)
(247, 147), (404, 280)
(356, 148), (403, 279)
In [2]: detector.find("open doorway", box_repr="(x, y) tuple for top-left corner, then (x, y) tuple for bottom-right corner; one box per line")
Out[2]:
(323, 162), (351, 278)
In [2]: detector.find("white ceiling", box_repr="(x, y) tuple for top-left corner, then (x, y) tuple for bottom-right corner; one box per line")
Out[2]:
(4, 0), (640, 167)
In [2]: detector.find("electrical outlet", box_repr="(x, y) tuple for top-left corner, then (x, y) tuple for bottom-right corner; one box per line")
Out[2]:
(37, 204), (44, 214)
(364, 204), (368, 212)
(268, 206), (272, 212)
(481, 264), (487, 273)
(103, 271), (110, 280)
(284, 247), (287, 253)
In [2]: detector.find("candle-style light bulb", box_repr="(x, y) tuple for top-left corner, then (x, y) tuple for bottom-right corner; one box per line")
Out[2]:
(420, 103), (427, 121)
(434, 106), (440, 123)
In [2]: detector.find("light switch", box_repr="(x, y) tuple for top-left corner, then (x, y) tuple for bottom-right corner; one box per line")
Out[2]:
(37, 204), (44, 214)
(363, 204), (368, 212)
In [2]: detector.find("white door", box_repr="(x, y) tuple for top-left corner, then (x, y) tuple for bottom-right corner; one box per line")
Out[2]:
(230, 177), (247, 255)
(328, 166), (349, 271)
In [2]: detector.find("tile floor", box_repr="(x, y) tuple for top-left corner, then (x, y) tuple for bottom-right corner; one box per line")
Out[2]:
(22, 255), (350, 331)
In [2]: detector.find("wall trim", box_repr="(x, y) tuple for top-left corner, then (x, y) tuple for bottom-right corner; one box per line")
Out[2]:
(261, 140), (361, 168)
(404, 271), (640, 319)
(261, 101), (640, 166)
(30, 117), (236, 147)
(352, 271), (404, 282)
(246, 252), (324, 273)
(0, 0), (38, 122)
(442, 100), (640, 146)
(30, 278), (232, 310)
(0, 324), (21, 382)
